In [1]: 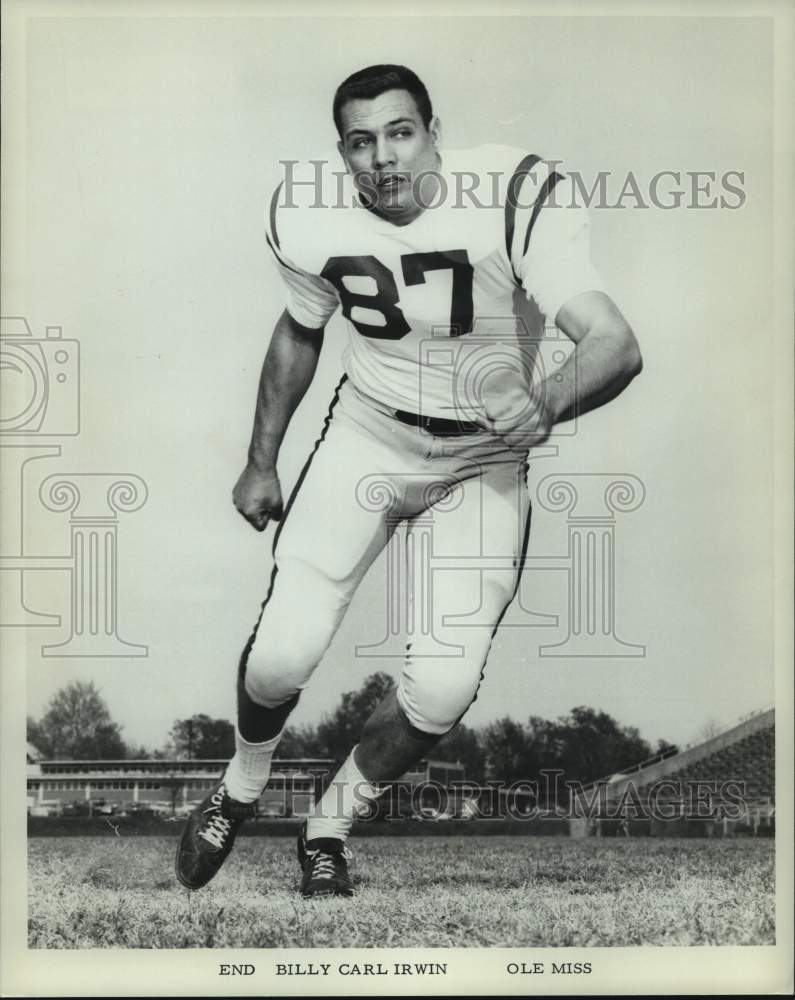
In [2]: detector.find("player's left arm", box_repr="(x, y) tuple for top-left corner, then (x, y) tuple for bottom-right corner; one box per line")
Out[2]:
(484, 168), (643, 447)
(543, 289), (642, 425)
(482, 292), (641, 448)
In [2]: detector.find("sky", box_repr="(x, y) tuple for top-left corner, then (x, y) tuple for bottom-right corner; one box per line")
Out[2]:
(5, 12), (777, 755)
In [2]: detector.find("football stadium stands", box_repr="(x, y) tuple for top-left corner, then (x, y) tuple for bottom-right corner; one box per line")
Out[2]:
(570, 707), (775, 838)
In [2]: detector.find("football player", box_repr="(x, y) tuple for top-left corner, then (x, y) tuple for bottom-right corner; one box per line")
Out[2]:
(176, 64), (642, 898)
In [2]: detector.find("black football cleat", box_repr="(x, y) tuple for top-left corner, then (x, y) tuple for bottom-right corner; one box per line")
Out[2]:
(175, 781), (257, 890)
(297, 821), (355, 899)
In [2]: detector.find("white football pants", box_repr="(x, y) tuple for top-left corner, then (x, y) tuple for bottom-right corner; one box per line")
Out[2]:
(242, 376), (531, 735)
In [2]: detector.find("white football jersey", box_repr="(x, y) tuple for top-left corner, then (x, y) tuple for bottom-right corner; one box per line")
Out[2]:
(265, 144), (606, 419)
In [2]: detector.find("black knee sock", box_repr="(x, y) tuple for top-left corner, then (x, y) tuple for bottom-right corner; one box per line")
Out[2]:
(236, 645), (299, 742)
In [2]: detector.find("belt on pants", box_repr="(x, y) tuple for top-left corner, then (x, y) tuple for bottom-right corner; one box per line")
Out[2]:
(393, 409), (482, 436)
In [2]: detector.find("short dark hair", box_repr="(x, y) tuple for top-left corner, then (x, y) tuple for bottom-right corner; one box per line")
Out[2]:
(333, 64), (433, 136)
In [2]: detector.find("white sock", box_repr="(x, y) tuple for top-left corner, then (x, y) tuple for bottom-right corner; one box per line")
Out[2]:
(306, 745), (386, 843)
(222, 727), (282, 804)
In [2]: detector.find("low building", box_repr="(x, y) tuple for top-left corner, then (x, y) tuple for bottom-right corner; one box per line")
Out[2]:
(26, 757), (334, 817)
(402, 758), (466, 788)
(374, 758), (470, 819)
(27, 754), (470, 819)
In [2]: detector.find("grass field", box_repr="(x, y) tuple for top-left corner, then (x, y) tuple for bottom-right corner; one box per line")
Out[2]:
(28, 834), (775, 949)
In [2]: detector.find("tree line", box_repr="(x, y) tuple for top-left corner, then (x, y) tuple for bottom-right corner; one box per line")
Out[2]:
(27, 675), (678, 787)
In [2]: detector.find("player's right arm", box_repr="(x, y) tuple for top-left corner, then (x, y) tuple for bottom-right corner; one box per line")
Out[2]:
(234, 176), (340, 532)
(233, 310), (325, 532)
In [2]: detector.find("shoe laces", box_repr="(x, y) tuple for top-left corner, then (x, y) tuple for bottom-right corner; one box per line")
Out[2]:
(198, 788), (233, 850)
(307, 846), (352, 880)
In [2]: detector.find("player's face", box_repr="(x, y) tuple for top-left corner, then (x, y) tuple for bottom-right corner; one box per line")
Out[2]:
(337, 89), (441, 226)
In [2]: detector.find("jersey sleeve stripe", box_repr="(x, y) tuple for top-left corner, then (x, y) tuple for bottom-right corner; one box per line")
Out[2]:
(521, 170), (564, 258)
(504, 153), (542, 279)
(265, 232), (303, 277)
(269, 181), (285, 250)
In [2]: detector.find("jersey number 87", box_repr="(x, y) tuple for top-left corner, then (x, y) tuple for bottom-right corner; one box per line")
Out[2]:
(321, 249), (474, 340)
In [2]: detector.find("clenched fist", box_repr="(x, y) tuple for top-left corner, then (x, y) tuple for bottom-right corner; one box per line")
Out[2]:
(232, 463), (284, 532)
(477, 377), (555, 453)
